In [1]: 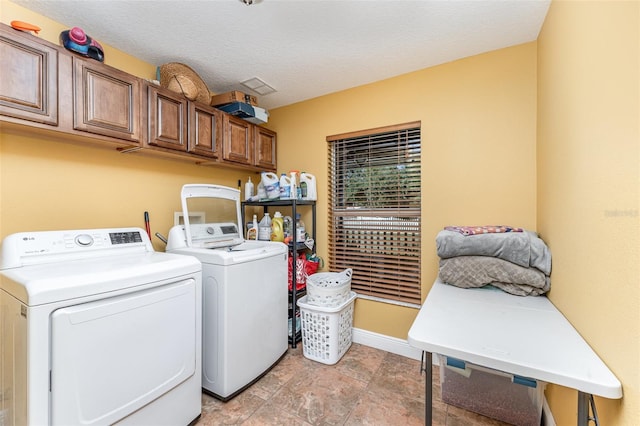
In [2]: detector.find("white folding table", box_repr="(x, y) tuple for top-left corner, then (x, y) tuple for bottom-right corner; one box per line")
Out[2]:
(408, 279), (622, 426)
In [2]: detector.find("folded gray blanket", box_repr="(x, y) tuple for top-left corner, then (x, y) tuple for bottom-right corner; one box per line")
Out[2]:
(439, 256), (550, 296)
(436, 229), (552, 275)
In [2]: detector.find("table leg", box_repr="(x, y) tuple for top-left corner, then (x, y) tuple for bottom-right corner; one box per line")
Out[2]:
(578, 392), (600, 426)
(424, 351), (432, 425)
(578, 391), (588, 425)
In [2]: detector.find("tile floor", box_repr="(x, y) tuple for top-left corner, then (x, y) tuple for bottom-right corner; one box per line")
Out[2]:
(196, 343), (514, 425)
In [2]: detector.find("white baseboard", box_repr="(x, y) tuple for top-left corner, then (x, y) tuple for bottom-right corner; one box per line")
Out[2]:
(352, 327), (423, 360)
(352, 327), (555, 425)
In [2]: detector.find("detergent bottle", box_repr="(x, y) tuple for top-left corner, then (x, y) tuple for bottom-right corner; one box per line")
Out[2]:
(271, 211), (284, 242)
(258, 212), (272, 241)
(261, 172), (280, 200)
(300, 172), (317, 200)
(279, 174), (291, 199)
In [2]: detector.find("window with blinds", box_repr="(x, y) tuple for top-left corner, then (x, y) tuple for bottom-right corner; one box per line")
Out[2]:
(327, 122), (421, 306)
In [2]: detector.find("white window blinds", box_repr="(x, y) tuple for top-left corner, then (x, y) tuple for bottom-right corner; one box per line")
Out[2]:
(327, 122), (421, 306)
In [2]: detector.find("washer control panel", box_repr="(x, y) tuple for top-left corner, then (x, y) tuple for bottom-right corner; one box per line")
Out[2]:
(109, 231), (144, 245)
(188, 223), (243, 249)
(0, 228), (152, 269)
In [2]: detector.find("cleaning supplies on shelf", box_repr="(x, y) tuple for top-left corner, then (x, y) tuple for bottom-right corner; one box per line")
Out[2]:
(244, 170), (316, 202)
(300, 172), (317, 201)
(258, 212), (272, 241)
(261, 172), (280, 200)
(244, 177), (254, 201)
(271, 211), (284, 242)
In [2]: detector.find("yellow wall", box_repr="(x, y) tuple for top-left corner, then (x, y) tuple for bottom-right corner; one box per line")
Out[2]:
(0, 1), (256, 250)
(269, 43), (538, 337)
(3, 0), (638, 423)
(537, 1), (639, 424)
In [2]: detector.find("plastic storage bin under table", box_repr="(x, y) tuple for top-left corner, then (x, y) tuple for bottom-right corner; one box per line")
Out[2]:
(297, 291), (357, 365)
(440, 355), (546, 426)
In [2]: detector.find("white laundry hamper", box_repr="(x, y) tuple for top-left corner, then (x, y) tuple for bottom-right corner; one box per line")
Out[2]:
(297, 291), (357, 365)
(305, 268), (352, 308)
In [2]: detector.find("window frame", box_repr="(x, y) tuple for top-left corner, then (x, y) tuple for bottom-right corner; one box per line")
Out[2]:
(327, 121), (422, 307)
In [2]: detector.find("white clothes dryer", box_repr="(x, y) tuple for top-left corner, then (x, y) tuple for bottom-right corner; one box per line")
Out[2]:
(0, 227), (202, 426)
(167, 184), (288, 401)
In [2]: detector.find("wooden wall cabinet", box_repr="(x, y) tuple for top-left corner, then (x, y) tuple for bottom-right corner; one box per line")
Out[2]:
(146, 84), (222, 160)
(72, 57), (142, 143)
(0, 24), (58, 126)
(222, 113), (277, 171)
(222, 113), (253, 166)
(0, 22), (274, 171)
(254, 126), (277, 170)
(189, 101), (222, 160)
(0, 23), (141, 149)
(146, 84), (188, 152)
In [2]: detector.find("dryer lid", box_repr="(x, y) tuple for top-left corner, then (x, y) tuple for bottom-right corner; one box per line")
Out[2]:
(179, 184), (244, 249)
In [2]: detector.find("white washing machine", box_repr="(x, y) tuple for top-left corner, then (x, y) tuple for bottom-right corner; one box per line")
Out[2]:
(166, 184), (288, 401)
(0, 227), (202, 426)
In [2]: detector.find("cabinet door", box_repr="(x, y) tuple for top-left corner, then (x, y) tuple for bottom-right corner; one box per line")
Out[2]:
(0, 25), (58, 125)
(73, 57), (141, 142)
(254, 126), (277, 170)
(147, 85), (188, 151)
(222, 114), (252, 165)
(189, 102), (221, 159)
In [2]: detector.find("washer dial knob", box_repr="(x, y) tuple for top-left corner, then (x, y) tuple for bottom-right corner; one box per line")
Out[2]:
(75, 234), (94, 246)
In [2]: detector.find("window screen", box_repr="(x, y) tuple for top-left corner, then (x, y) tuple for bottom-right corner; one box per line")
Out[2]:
(327, 122), (421, 306)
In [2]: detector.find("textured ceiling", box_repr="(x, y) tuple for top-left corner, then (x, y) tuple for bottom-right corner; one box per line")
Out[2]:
(12, 0), (550, 110)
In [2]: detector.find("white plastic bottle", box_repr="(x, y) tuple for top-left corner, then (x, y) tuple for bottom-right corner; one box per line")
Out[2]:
(247, 214), (258, 240)
(300, 172), (317, 200)
(283, 216), (293, 239)
(244, 177), (254, 201)
(289, 171), (298, 201)
(261, 172), (280, 199)
(295, 213), (306, 242)
(279, 174), (291, 199)
(256, 181), (266, 200)
(258, 212), (272, 241)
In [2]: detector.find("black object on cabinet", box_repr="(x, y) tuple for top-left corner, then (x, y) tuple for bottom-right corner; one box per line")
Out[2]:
(241, 199), (316, 348)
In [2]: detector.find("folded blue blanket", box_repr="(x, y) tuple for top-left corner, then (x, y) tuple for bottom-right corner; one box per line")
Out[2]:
(436, 229), (551, 276)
